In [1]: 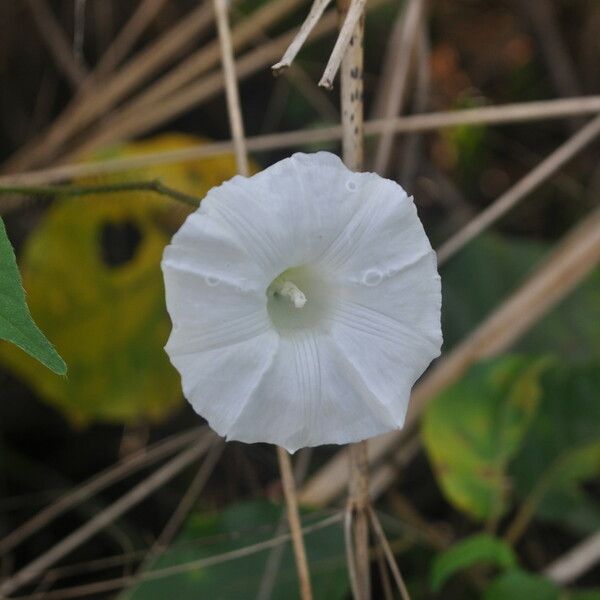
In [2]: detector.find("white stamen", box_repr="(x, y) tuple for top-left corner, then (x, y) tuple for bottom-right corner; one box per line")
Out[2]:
(273, 279), (307, 308)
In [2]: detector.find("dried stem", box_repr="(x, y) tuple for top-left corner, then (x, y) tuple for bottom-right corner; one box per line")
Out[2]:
(337, 1), (371, 596)
(3, 96), (598, 191)
(0, 438), (214, 597)
(0, 428), (204, 556)
(272, 0), (332, 73)
(347, 442), (371, 599)
(213, 0), (250, 176)
(122, 442), (225, 598)
(372, 0), (425, 174)
(436, 113), (600, 264)
(544, 530), (600, 585)
(10, 514), (343, 600)
(319, 0), (367, 89)
(3, 2), (215, 174)
(368, 507), (411, 600)
(25, 0), (87, 89)
(276, 447), (313, 600)
(94, 0), (169, 79)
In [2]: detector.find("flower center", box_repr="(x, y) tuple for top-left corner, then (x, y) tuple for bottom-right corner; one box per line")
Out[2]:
(266, 266), (333, 332)
(268, 277), (307, 308)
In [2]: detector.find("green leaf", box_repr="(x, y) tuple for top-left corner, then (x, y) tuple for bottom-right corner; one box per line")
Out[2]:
(510, 365), (600, 534)
(122, 500), (348, 600)
(441, 234), (600, 362)
(484, 570), (559, 600)
(430, 534), (517, 591)
(422, 355), (550, 520)
(0, 134), (253, 425)
(0, 217), (66, 375)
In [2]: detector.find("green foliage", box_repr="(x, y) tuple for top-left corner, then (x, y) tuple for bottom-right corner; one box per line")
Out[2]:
(484, 570), (559, 600)
(122, 500), (348, 600)
(0, 217), (66, 375)
(430, 534), (517, 592)
(0, 134), (247, 426)
(422, 355), (550, 521)
(441, 234), (600, 361)
(510, 365), (600, 534)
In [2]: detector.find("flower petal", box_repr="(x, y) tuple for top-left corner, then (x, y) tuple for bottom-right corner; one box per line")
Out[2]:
(318, 175), (434, 284)
(226, 331), (397, 452)
(201, 152), (367, 275)
(169, 330), (279, 437)
(328, 286), (442, 424)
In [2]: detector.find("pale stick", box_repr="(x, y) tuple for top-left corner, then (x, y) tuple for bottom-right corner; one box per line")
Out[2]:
(277, 447), (314, 600)
(337, 1), (370, 597)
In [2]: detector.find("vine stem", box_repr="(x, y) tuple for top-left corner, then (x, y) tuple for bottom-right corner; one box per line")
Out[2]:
(276, 447), (314, 600)
(0, 180), (201, 207)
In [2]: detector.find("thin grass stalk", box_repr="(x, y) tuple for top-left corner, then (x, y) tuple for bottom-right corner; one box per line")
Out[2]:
(214, 0), (250, 176)
(0, 438), (214, 597)
(0, 428), (204, 556)
(276, 448), (314, 600)
(1, 96), (598, 190)
(9, 514), (343, 600)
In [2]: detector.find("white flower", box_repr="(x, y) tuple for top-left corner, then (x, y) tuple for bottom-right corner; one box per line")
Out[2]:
(162, 152), (442, 453)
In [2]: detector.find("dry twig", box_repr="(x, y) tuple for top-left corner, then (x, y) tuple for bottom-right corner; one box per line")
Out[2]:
(368, 508), (411, 600)
(213, 0), (250, 175)
(0, 437), (215, 597)
(372, 0), (425, 174)
(272, 0), (332, 73)
(544, 530), (600, 585)
(276, 448), (314, 600)
(319, 0), (367, 89)
(2, 96), (598, 190)
(25, 0), (87, 89)
(0, 428), (204, 556)
(10, 514), (344, 600)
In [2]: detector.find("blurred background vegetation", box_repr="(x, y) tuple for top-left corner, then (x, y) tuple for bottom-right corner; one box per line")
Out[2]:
(0, 0), (599, 598)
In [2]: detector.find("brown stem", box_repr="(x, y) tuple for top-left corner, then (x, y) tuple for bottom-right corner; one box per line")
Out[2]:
(337, 1), (370, 597)
(276, 447), (313, 600)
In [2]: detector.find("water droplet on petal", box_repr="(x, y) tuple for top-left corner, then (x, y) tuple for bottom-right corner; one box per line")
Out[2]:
(363, 269), (382, 286)
(205, 275), (220, 287)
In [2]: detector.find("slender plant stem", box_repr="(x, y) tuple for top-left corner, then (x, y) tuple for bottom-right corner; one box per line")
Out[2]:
(10, 514), (343, 600)
(276, 447), (314, 600)
(213, 0), (250, 176)
(0, 180), (201, 207)
(338, 1), (371, 597)
(2, 96), (599, 190)
(368, 507), (411, 600)
(0, 439), (212, 597)
(0, 428), (204, 556)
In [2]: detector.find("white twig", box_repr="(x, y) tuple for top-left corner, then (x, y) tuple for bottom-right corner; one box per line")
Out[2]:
(319, 0), (367, 89)
(272, 0), (332, 73)
(213, 0), (249, 176)
(544, 530), (600, 585)
(372, 0), (425, 174)
(2, 97), (599, 189)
